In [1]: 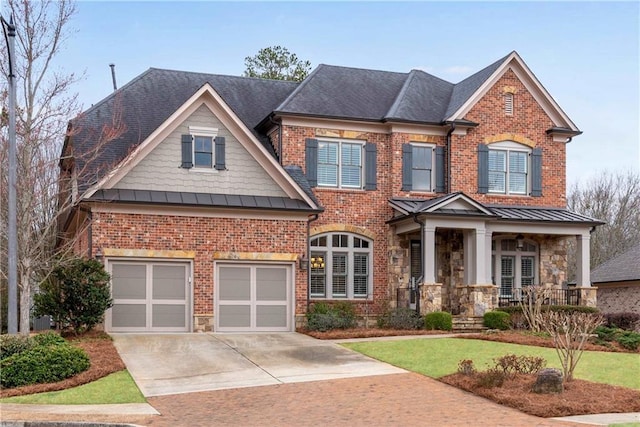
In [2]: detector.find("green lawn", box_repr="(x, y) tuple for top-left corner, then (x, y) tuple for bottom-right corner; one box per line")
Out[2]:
(343, 338), (640, 389)
(0, 370), (145, 405)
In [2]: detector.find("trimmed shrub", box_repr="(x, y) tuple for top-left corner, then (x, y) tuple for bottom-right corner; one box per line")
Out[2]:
(492, 354), (546, 376)
(33, 258), (112, 334)
(377, 307), (423, 330)
(483, 311), (511, 330)
(457, 359), (476, 375)
(32, 331), (66, 347)
(1, 343), (90, 388)
(476, 368), (507, 388)
(424, 311), (452, 331)
(605, 312), (640, 331)
(616, 331), (640, 351)
(0, 335), (35, 361)
(306, 301), (356, 331)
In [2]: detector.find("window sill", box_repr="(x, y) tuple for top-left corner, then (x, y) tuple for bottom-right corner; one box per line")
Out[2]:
(309, 297), (373, 301)
(487, 192), (529, 197)
(188, 168), (220, 174)
(315, 186), (367, 193)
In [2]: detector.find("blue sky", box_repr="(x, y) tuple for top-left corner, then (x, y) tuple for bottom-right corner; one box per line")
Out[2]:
(48, 1), (639, 186)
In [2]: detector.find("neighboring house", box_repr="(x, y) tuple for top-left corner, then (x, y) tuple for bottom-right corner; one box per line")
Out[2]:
(59, 51), (603, 333)
(591, 244), (640, 314)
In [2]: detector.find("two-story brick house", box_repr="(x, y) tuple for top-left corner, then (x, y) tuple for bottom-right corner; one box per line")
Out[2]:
(60, 51), (602, 332)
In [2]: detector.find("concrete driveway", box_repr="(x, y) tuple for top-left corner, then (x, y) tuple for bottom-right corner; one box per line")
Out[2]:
(112, 333), (405, 397)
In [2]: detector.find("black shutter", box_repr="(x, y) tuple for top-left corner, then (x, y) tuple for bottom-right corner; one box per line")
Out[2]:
(402, 143), (413, 191)
(530, 147), (542, 197)
(214, 136), (226, 170)
(435, 146), (445, 193)
(305, 138), (318, 187)
(477, 143), (489, 194)
(181, 134), (193, 169)
(364, 142), (377, 190)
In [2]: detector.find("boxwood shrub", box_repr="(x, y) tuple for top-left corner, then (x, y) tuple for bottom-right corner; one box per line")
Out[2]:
(1, 343), (90, 388)
(424, 311), (452, 331)
(0, 335), (35, 360)
(483, 311), (511, 330)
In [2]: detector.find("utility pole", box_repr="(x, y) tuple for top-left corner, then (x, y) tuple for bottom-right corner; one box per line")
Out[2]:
(2, 14), (18, 334)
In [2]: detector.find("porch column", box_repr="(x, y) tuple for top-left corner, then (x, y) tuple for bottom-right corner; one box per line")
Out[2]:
(474, 227), (490, 284)
(576, 233), (591, 287)
(423, 226), (436, 283)
(463, 231), (475, 285)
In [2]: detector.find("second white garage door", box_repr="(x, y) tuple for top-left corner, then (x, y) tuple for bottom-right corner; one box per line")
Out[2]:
(216, 263), (292, 332)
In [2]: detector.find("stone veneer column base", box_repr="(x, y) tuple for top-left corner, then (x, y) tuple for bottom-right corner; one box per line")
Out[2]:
(194, 315), (214, 332)
(419, 284), (443, 315)
(576, 287), (597, 308)
(455, 285), (499, 316)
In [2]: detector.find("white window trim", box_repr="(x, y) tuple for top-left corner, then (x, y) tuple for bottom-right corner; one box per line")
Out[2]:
(189, 126), (218, 170)
(488, 141), (531, 195)
(492, 237), (538, 297)
(309, 232), (373, 300)
(317, 138), (365, 189)
(410, 142), (436, 192)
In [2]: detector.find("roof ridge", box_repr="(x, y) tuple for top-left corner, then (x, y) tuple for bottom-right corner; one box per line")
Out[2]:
(146, 67), (300, 85)
(385, 70), (419, 119)
(274, 64), (326, 112)
(312, 63), (409, 76)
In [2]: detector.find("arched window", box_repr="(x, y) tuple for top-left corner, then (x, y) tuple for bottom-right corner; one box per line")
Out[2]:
(309, 233), (373, 299)
(492, 237), (537, 297)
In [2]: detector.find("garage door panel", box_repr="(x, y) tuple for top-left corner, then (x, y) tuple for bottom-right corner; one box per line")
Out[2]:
(219, 305), (251, 327)
(152, 265), (186, 299)
(256, 268), (287, 301)
(256, 305), (287, 328)
(111, 264), (146, 299)
(219, 267), (251, 301)
(111, 304), (146, 328)
(152, 304), (186, 328)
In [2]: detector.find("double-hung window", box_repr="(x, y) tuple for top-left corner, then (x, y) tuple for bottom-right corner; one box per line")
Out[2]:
(485, 141), (531, 195)
(411, 144), (434, 192)
(317, 140), (363, 188)
(310, 233), (372, 299)
(182, 126), (225, 170)
(193, 135), (213, 168)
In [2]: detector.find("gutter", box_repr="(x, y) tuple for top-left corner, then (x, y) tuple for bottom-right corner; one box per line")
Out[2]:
(445, 122), (456, 193)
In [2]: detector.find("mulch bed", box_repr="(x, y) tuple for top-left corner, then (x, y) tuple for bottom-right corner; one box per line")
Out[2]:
(441, 372), (640, 417)
(0, 331), (126, 398)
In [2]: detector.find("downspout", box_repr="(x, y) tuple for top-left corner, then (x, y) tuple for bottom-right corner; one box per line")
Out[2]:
(306, 214), (320, 311)
(269, 115), (283, 165)
(445, 122), (456, 193)
(412, 213), (423, 314)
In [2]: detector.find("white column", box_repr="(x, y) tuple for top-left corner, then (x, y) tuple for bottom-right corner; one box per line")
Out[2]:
(423, 226), (436, 284)
(464, 230), (474, 285)
(576, 233), (591, 287)
(474, 227), (488, 285)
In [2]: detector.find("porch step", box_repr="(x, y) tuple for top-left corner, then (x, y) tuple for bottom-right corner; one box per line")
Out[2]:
(452, 316), (487, 333)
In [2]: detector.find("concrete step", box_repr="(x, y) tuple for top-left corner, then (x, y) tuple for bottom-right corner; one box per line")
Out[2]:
(452, 316), (486, 333)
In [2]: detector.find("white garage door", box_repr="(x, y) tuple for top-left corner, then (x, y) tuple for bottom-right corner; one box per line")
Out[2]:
(107, 261), (190, 332)
(216, 264), (292, 332)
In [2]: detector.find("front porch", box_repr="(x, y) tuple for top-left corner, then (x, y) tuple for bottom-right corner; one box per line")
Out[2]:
(387, 193), (603, 317)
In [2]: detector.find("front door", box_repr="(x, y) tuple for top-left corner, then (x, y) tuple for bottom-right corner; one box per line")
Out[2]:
(410, 240), (422, 310)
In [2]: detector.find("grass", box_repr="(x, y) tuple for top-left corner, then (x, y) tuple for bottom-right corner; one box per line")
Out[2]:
(343, 338), (640, 389)
(0, 370), (146, 405)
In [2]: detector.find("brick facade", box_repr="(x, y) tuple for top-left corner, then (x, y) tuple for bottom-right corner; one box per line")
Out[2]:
(597, 283), (640, 314)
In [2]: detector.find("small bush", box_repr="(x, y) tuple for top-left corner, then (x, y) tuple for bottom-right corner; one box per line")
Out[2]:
(0, 335), (35, 361)
(1, 343), (90, 388)
(476, 368), (507, 388)
(496, 305), (599, 315)
(616, 331), (640, 351)
(424, 311), (452, 331)
(492, 354), (546, 376)
(306, 301), (356, 331)
(32, 331), (66, 347)
(594, 325), (619, 342)
(605, 312), (640, 331)
(33, 257), (112, 334)
(377, 307), (423, 330)
(457, 359), (476, 375)
(483, 311), (511, 330)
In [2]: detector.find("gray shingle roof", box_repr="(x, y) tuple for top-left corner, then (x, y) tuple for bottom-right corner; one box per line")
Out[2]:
(72, 68), (298, 191)
(90, 189), (320, 212)
(591, 243), (640, 284)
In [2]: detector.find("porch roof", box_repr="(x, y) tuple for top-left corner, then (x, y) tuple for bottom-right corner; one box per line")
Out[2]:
(389, 193), (604, 226)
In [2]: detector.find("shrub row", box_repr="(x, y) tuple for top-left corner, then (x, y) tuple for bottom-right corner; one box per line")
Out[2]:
(306, 301), (356, 331)
(604, 312), (640, 332)
(0, 331), (90, 389)
(496, 305), (600, 315)
(594, 326), (640, 351)
(377, 307), (423, 330)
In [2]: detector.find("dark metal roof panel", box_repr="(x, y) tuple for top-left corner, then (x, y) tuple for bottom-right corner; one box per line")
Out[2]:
(488, 205), (604, 224)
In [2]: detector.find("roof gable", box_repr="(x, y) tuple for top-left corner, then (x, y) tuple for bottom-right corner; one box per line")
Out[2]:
(445, 51), (579, 132)
(84, 82), (318, 209)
